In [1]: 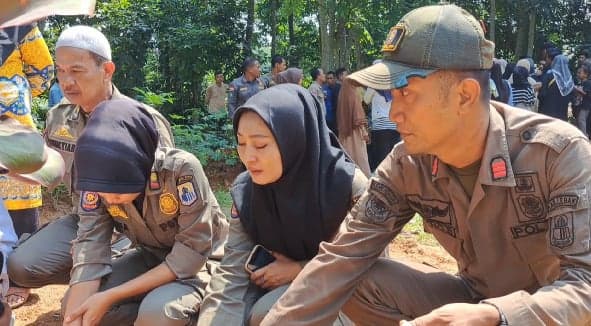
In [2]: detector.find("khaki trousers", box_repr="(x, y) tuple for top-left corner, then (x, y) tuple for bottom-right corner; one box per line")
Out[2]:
(342, 258), (479, 326)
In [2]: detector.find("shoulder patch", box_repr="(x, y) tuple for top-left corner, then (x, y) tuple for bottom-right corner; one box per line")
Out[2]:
(52, 126), (75, 140)
(177, 181), (198, 206)
(177, 175), (193, 185)
(81, 191), (100, 211)
(107, 205), (128, 219)
(159, 193), (179, 215)
(149, 171), (161, 190)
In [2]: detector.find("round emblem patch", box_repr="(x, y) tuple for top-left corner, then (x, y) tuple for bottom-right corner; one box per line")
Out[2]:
(107, 205), (128, 219)
(81, 191), (100, 211)
(159, 193), (179, 215)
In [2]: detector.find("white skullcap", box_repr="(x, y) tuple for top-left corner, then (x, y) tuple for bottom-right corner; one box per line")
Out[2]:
(56, 25), (111, 61)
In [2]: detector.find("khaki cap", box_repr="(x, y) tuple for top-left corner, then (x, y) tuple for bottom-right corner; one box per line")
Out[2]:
(349, 4), (494, 90)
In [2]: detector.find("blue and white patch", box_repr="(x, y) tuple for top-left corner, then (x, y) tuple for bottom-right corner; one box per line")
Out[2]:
(177, 181), (198, 206)
(81, 191), (100, 211)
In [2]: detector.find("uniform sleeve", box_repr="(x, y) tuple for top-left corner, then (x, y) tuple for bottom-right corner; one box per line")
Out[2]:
(486, 138), (591, 325)
(164, 156), (225, 279)
(261, 152), (415, 326)
(19, 26), (54, 97)
(227, 82), (238, 118)
(205, 86), (212, 105)
(70, 193), (114, 284)
(198, 215), (256, 326)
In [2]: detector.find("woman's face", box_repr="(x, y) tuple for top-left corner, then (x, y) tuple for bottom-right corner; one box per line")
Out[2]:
(237, 111), (283, 185)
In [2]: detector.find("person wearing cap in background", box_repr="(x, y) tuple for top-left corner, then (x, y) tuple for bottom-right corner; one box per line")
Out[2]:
(0, 115), (66, 325)
(7, 25), (175, 305)
(60, 98), (227, 326)
(261, 4), (591, 326)
(0, 21), (54, 308)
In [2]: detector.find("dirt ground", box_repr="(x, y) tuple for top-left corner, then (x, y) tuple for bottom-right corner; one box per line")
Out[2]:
(12, 176), (456, 325)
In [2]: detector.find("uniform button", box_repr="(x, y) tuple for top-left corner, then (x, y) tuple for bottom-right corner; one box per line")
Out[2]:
(522, 130), (532, 141)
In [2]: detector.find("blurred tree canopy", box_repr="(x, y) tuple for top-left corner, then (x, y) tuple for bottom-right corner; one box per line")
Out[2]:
(42, 0), (591, 115)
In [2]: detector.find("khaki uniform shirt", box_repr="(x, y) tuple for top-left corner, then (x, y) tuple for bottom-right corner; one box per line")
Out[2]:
(71, 147), (229, 284)
(197, 168), (368, 326)
(308, 82), (327, 116)
(44, 86), (174, 207)
(263, 102), (591, 326)
(205, 83), (228, 113)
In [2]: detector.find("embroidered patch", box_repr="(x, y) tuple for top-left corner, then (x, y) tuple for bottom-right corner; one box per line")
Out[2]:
(382, 23), (406, 52)
(549, 194), (579, 212)
(364, 194), (392, 223)
(490, 157), (507, 181)
(47, 138), (76, 152)
(369, 179), (397, 206)
(81, 191), (100, 211)
(107, 205), (128, 219)
(515, 175), (535, 193)
(176, 175), (193, 185)
(52, 126), (75, 140)
(511, 219), (548, 239)
(159, 219), (178, 232)
(517, 195), (545, 220)
(231, 204), (239, 219)
(149, 171), (160, 190)
(177, 182), (198, 206)
(406, 194), (457, 238)
(551, 213), (574, 249)
(159, 193), (179, 215)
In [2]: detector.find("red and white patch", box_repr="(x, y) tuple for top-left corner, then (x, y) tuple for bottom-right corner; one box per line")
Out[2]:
(491, 157), (508, 181)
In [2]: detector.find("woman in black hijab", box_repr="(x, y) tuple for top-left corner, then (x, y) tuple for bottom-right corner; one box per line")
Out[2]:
(198, 84), (367, 326)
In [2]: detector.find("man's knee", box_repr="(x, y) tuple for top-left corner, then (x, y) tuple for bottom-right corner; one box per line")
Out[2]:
(7, 251), (48, 288)
(135, 284), (200, 326)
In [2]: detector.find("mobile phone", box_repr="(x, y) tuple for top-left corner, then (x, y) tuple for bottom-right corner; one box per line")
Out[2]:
(245, 245), (276, 273)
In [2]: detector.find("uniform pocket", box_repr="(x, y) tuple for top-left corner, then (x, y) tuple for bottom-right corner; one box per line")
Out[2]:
(512, 233), (559, 287)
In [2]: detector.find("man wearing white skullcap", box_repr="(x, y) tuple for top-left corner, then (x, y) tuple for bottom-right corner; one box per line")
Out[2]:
(7, 25), (179, 325)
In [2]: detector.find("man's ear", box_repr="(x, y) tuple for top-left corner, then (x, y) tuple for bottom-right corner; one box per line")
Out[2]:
(103, 61), (116, 80)
(457, 78), (481, 113)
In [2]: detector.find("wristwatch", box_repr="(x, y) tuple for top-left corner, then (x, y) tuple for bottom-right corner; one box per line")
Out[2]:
(480, 301), (508, 325)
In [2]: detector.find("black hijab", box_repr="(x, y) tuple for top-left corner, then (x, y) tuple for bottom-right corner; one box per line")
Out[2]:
(231, 84), (356, 261)
(74, 98), (159, 194)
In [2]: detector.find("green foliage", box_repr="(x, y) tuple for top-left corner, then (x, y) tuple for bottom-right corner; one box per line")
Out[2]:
(172, 110), (238, 167)
(31, 97), (48, 130)
(132, 87), (174, 109)
(214, 189), (233, 219)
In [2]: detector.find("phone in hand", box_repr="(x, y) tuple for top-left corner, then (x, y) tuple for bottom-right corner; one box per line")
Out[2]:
(245, 245), (276, 273)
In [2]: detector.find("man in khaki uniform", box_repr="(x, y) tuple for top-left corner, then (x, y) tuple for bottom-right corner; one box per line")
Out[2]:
(205, 71), (228, 114)
(61, 98), (228, 325)
(261, 4), (591, 326)
(8, 25), (174, 289)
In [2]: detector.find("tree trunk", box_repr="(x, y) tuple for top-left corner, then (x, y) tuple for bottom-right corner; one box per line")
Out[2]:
(527, 11), (536, 57)
(243, 0), (255, 57)
(514, 8), (529, 58)
(288, 12), (298, 67)
(318, 0), (333, 70)
(270, 0), (279, 57)
(490, 0), (496, 45)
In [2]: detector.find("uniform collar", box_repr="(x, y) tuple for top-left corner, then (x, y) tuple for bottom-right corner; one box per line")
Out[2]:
(431, 104), (515, 187)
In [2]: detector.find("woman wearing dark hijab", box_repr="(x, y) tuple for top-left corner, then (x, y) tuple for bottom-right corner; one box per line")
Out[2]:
(198, 84), (368, 326)
(538, 53), (575, 122)
(511, 66), (537, 111)
(490, 61), (511, 104)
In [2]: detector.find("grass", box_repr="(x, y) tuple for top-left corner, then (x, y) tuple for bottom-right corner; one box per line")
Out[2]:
(214, 189), (233, 218)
